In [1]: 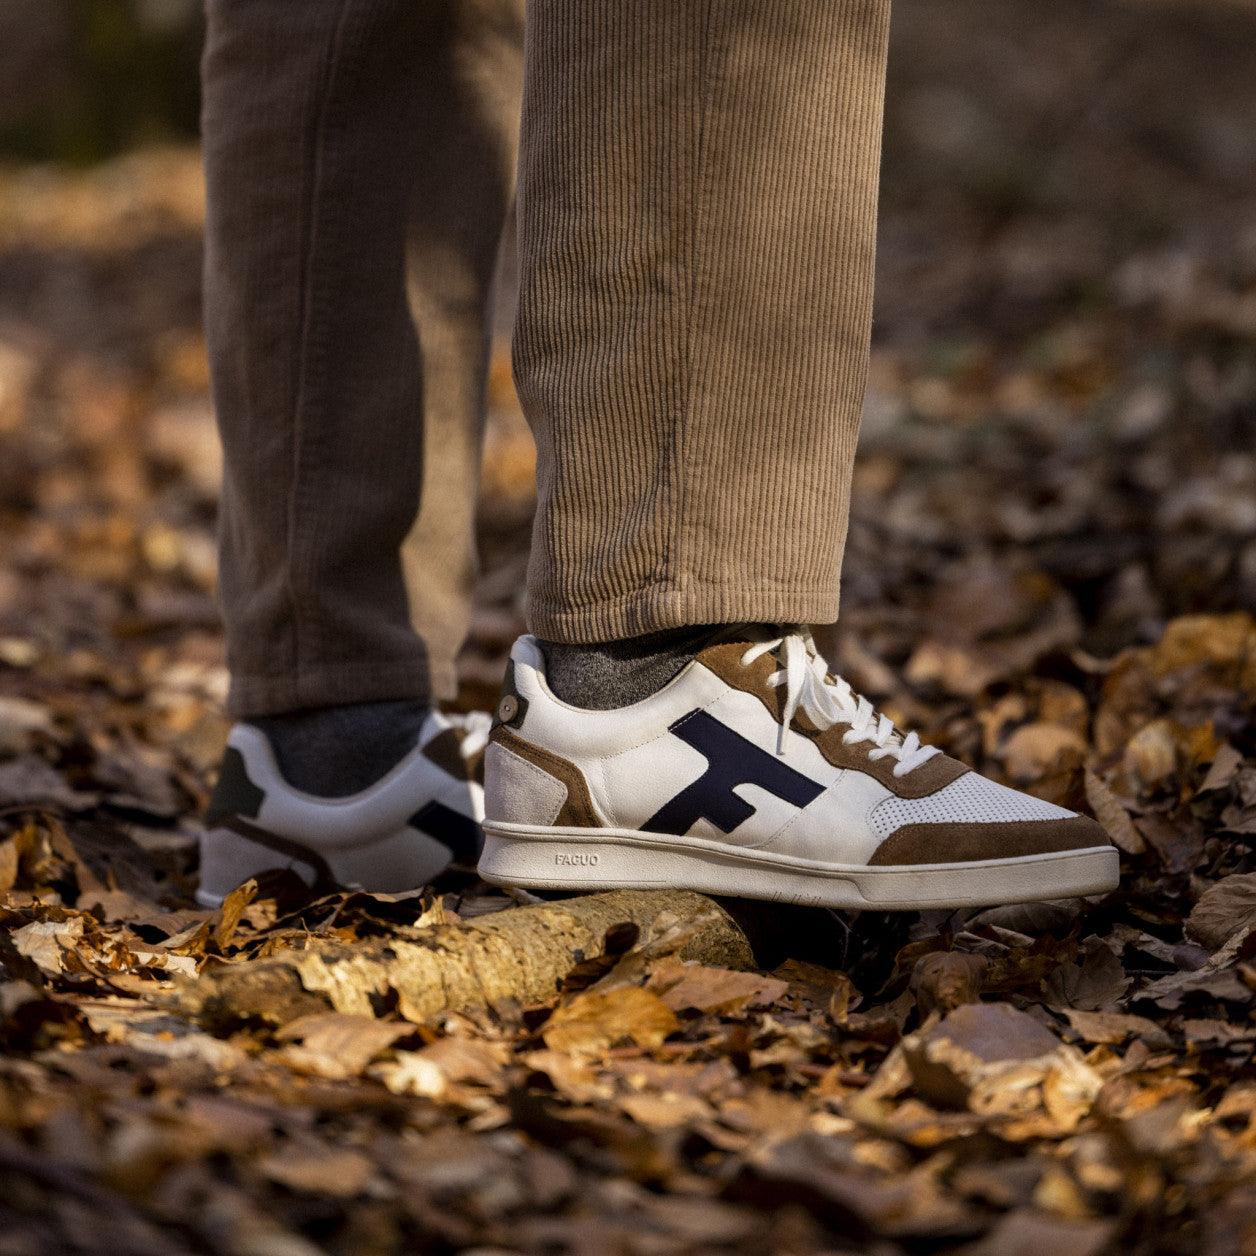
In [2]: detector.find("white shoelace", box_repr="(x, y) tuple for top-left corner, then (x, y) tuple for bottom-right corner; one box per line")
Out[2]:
(741, 630), (939, 777)
(444, 710), (492, 760)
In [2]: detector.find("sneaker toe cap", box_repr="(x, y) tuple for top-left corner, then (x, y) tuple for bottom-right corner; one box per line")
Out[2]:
(869, 814), (1113, 866)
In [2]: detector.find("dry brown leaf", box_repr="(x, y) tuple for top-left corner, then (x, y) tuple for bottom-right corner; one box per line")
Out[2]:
(0, 696), (55, 756)
(521, 1049), (613, 1104)
(1083, 768), (1145, 854)
(1181, 1018), (1253, 1045)
(618, 1091), (711, 1129)
(212, 876), (258, 949)
(902, 1002), (1101, 1124)
(1199, 743), (1245, 793)
(827, 972), (858, 1026)
(0, 756), (99, 811)
(542, 987), (679, 1056)
(259, 1143), (374, 1198)
(968, 1209), (1115, 1256)
(1002, 722), (1088, 783)
(1060, 1008), (1171, 1049)
(1123, 719), (1181, 790)
(12, 916), (84, 976)
(375, 1036), (508, 1098)
(910, 951), (988, 1016)
(1149, 612), (1256, 679)
(1186, 874), (1256, 951)
(0, 835), (17, 893)
(1044, 940), (1130, 1012)
(650, 963), (788, 1015)
(275, 1012), (410, 1079)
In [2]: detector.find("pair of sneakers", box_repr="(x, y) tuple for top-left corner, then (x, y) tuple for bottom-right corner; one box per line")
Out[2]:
(199, 630), (1117, 911)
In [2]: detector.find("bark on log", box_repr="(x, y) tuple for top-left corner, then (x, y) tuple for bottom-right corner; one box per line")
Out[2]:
(189, 889), (755, 1028)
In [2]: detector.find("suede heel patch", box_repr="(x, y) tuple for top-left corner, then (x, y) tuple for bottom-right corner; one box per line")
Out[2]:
(488, 727), (599, 827)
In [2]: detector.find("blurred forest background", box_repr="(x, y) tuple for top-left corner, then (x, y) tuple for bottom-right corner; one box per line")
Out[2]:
(0, 3), (1254, 1254)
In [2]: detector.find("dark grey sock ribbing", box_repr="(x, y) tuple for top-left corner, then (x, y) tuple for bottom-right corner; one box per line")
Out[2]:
(540, 625), (759, 710)
(250, 700), (430, 797)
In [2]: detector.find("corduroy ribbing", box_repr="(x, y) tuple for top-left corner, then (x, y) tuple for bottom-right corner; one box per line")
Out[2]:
(514, 0), (891, 643)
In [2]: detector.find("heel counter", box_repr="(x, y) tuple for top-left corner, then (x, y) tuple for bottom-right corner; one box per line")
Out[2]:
(484, 728), (600, 827)
(491, 658), (530, 730)
(205, 745), (265, 827)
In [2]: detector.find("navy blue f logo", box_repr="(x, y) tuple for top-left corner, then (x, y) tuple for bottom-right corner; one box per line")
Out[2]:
(643, 710), (823, 836)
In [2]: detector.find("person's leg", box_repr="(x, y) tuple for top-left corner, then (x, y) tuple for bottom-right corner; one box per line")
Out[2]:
(483, 1), (1118, 909)
(199, 0), (518, 900)
(515, 0), (891, 646)
(205, 0), (428, 722)
(204, 0), (520, 724)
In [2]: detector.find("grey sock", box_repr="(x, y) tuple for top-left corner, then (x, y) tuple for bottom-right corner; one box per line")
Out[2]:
(250, 700), (430, 797)
(539, 624), (762, 710)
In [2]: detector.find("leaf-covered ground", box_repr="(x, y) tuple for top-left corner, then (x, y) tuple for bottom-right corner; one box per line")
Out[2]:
(1, 2), (1255, 1253)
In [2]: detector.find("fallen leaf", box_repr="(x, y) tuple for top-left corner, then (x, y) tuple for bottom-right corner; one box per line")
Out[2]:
(1060, 1008), (1171, 1049)
(1199, 743), (1245, 793)
(1002, 723), (1088, 784)
(910, 951), (988, 1015)
(1186, 874), (1256, 950)
(618, 1091), (711, 1128)
(12, 916), (85, 976)
(1083, 768), (1146, 854)
(521, 1049), (613, 1103)
(0, 835), (17, 892)
(650, 963), (788, 1015)
(967, 1209), (1115, 1256)
(902, 1002), (1101, 1123)
(0, 696), (56, 755)
(212, 877), (258, 949)
(543, 987), (679, 1056)
(0, 756), (99, 811)
(259, 1143), (374, 1197)
(275, 1013), (411, 1079)
(375, 1036), (507, 1098)
(1044, 939), (1130, 1012)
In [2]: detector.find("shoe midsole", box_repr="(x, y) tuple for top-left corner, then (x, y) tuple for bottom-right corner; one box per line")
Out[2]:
(197, 821), (453, 908)
(478, 822), (1119, 910)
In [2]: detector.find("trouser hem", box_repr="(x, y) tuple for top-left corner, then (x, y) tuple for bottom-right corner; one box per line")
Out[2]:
(226, 658), (433, 719)
(527, 581), (841, 645)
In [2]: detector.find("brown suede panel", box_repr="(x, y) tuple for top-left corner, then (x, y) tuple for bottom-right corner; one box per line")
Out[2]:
(697, 642), (788, 720)
(489, 726), (599, 827)
(806, 723), (968, 798)
(696, 642), (968, 799)
(422, 729), (476, 781)
(869, 815), (1112, 866)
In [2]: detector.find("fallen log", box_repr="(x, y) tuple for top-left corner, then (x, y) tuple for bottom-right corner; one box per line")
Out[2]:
(188, 889), (756, 1028)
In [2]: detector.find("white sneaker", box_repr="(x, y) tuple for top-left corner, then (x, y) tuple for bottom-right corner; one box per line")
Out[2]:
(478, 632), (1118, 910)
(197, 711), (488, 907)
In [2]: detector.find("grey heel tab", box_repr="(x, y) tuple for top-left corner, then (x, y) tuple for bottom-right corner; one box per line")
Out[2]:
(492, 659), (530, 730)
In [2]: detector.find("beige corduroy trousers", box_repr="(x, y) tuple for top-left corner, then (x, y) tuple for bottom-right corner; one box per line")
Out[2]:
(203, 0), (891, 717)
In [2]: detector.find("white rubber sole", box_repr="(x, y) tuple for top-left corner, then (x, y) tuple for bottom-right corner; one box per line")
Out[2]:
(478, 822), (1120, 911)
(196, 824), (452, 908)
